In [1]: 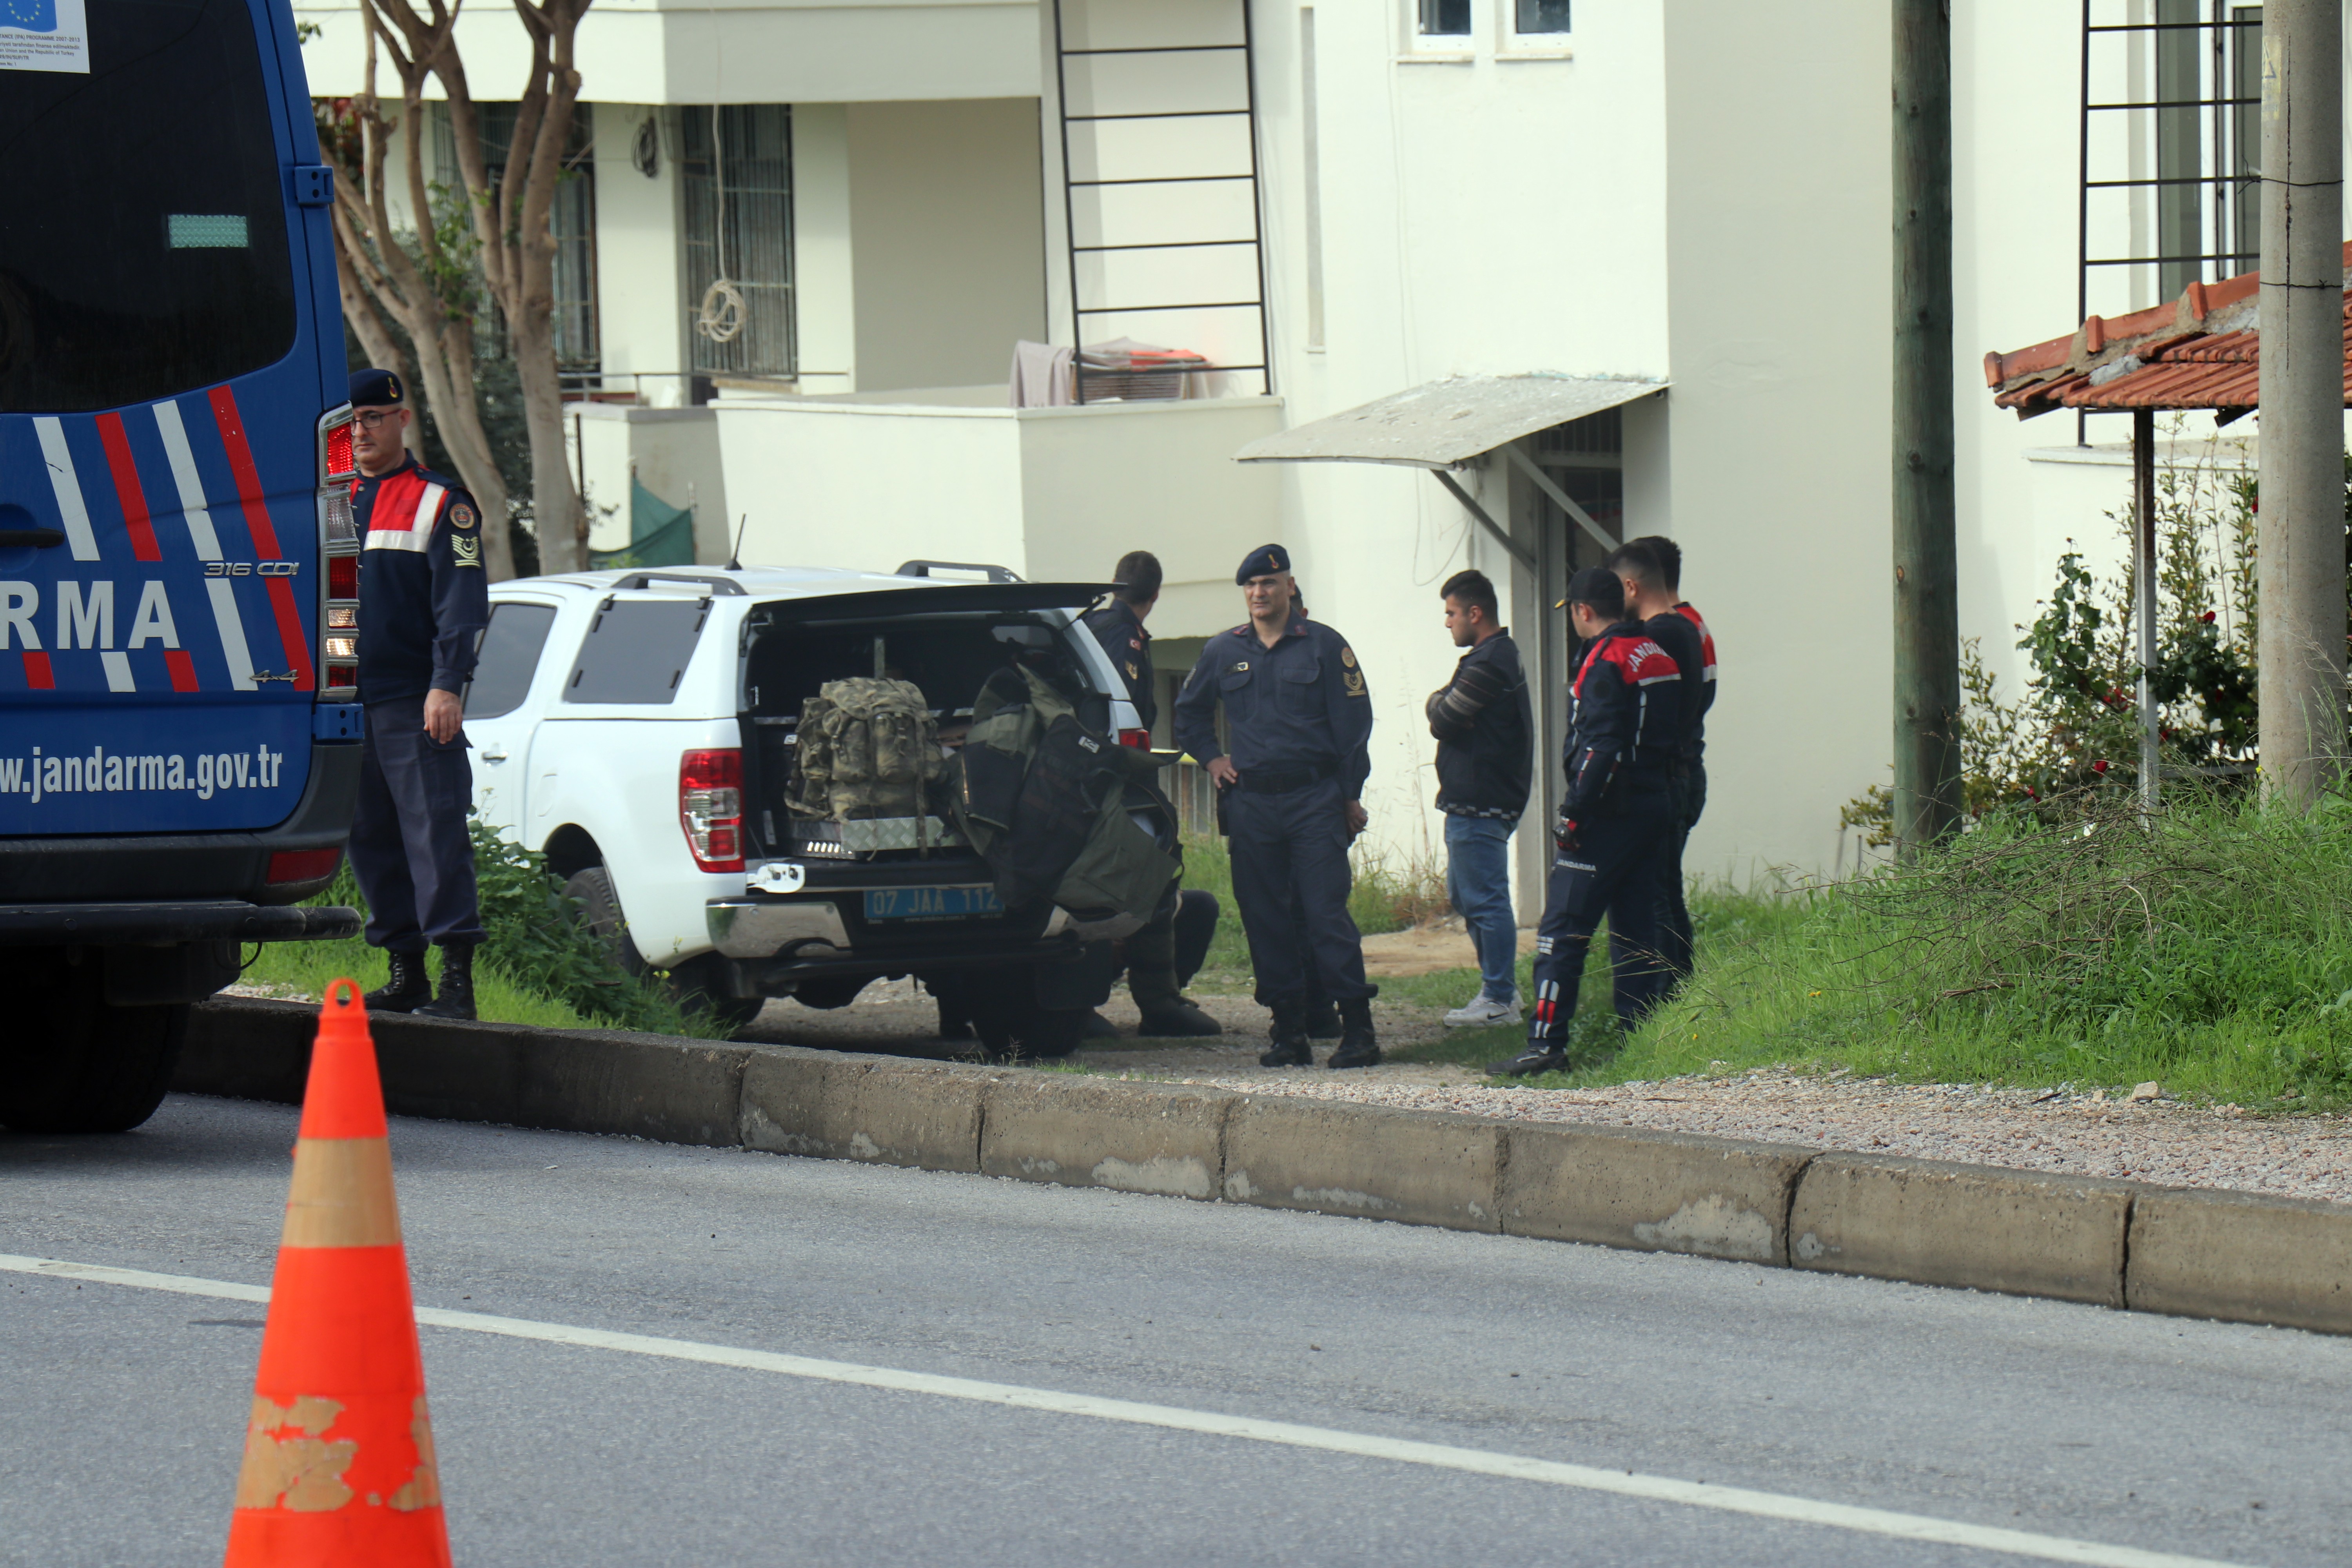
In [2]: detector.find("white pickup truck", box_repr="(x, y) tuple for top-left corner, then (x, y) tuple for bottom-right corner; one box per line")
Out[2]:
(461, 562), (1163, 1054)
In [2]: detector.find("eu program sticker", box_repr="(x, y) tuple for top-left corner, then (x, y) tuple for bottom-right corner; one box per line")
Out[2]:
(1, 0), (91, 74)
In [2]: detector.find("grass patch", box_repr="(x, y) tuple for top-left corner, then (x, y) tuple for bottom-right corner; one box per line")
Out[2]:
(1605, 791), (2352, 1107)
(242, 824), (731, 1038)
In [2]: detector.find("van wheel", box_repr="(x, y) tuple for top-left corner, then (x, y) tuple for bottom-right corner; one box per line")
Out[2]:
(564, 866), (762, 1035)
(0, 955), (188, 1133)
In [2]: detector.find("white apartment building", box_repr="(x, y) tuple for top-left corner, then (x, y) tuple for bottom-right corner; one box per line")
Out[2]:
(296, 0), (2318, 909)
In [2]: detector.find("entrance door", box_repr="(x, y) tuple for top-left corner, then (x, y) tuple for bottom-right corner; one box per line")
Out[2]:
(1524, 408), (1626, 838)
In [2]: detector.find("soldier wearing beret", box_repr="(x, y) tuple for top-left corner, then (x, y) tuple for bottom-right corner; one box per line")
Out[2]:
(343, 368), (491, 1019)
(1173, 544), (1381, 1069)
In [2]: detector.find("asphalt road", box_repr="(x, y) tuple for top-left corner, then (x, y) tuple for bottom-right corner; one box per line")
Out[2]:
(3, 1094), (2345, 1568)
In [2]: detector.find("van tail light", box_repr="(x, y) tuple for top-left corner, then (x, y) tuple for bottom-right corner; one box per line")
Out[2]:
(1118, 728), (1152, 750)
(318, 405), (360, 697)
(680, 749), (745, 872)
(267, 847), (343, 884)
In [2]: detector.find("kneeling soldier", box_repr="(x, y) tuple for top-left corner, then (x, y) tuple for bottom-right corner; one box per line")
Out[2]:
(1490, 568), (1683, 1078)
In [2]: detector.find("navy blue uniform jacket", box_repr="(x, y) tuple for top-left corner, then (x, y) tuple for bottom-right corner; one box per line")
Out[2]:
(1563, 621), (1682, 819)
(1083, 598), (1156, 731)
(1172, 615), (1373, 797)
(352, 456), (490, 703)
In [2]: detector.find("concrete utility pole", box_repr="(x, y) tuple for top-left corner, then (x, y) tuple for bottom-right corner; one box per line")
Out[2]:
(2256, 0), (2347, 805)
(1891, 0), (1961, 855)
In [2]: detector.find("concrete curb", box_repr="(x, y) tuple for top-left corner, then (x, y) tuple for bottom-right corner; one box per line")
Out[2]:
(180, 999), (2352, 1335)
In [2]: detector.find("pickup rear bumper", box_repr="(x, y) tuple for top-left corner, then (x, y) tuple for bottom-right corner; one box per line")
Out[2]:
(0, 901), (361, 947)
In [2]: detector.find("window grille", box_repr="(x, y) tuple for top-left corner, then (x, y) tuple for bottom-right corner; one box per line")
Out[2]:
(430, 104), (600, 370)
(680, 105), (796, 381)
(2078, 2), (2262, 324)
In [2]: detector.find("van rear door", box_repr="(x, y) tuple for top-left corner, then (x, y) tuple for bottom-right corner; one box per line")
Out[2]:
(0, 0), (334, 837)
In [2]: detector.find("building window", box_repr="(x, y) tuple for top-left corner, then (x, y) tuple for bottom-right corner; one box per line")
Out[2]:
(680, 105), (796, 382)
(1417, 0), (1471, 39)
(2079, 3), (2261, 323)
(431, 104), (599, 371)
(1514, 0), (1570, 34)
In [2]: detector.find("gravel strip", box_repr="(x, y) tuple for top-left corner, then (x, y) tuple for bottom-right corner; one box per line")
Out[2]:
(1160, 1065), (2352, 1207)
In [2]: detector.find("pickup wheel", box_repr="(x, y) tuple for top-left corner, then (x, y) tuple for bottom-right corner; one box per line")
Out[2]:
(564, 867), (763, 1035)
(0, 957), (189, 1133)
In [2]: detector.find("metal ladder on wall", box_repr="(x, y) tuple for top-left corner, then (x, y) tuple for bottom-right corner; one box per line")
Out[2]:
(1049, 0), (1273, 405)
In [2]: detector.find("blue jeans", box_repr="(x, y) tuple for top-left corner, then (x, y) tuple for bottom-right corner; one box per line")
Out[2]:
(1444, 813), (1518, 1002)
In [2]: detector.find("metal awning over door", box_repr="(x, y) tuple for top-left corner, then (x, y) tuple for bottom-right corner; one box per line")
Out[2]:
(1232, 373), (1667, 567)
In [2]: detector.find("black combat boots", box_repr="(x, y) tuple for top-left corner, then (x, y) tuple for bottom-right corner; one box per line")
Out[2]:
(1136, 995), (1223, 1037)
(1259, 998), (1312, 1066)
(1487, 1042), (1569, 1079)
(364, 949), (433, 1014)
(1303, 997), (1342, 1040)
(1327, 996), (1381, 1070)
(413, 943), (477, 1020)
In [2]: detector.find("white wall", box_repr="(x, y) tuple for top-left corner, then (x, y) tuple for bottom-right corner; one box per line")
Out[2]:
(593, 102), (689, 405)
(293, 0), (1042, 105)
(1660, 0), (1890, 887)
(714, 400), (1031, 573)
(709, 395), (1282, 593)
(1241, 0), (1673, 878)
(845, 99), (1048, 392)
(793, 104), (859, 393)
(567, 405), (731, 559)
(1019, 398), (1288, 635)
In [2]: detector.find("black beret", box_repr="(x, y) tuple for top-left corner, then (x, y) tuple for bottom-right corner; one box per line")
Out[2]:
(349, 367), (405, 408)
(1235, 543), (1290, 584)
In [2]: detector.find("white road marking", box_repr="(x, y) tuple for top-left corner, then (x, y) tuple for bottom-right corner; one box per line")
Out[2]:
(0, 1252), (2258, 1568)
(31, 418), (100, 560)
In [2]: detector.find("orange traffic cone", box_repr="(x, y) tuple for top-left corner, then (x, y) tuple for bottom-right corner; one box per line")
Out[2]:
(225, 978), (450, 1566)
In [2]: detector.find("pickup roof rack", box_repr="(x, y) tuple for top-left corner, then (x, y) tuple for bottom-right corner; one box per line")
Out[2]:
(613, 571), (749, 595)
(896, 560), (1024, 584)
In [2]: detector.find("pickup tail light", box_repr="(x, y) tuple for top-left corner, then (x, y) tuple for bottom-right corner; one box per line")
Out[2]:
(267, 847), (343, 885)
(318, 405), (360, 698)
(680, 749), (745, 872)
(1118, 728), (1152, 750)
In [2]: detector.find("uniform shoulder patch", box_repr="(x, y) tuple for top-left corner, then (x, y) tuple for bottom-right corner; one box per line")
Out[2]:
(451, 532), (482, 568)
(1339, 646), (1357, 670)
(1344, 670), (1367, 697)
(448, 501), (476, 530)
(1125, 661), (1140, 681)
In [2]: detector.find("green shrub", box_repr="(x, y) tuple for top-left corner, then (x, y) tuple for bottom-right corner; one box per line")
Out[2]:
(467, 820), (731, 1036)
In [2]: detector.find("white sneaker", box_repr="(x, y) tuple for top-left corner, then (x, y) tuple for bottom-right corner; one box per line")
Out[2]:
(1445, 994), (1523, 1028)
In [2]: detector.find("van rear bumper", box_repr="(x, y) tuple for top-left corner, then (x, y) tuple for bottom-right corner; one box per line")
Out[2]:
(0, 901), (361, 946)
(0, 740), (359, 905)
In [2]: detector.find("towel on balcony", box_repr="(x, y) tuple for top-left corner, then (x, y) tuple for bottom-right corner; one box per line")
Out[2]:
(1009, 341), (1076, 408)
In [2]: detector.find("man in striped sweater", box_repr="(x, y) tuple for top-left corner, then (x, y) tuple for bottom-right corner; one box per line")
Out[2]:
(1425, 569), (1534, 1027)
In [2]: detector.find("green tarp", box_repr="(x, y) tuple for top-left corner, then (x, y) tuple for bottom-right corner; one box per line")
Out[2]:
(589, 476), (697, 570)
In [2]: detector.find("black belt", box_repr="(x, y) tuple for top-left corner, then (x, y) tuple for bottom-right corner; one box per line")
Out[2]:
(1234, 761), (1336, 795)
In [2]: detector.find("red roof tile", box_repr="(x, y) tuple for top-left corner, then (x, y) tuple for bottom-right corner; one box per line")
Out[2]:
(1985, 244), (2351, 419)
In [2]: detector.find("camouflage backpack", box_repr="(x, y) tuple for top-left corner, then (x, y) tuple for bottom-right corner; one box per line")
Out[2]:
(789, 677), (944, 822)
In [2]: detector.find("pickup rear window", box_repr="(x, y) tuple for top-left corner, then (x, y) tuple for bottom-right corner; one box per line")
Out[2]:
(563, 597), (710, 704)
(466, 602), (558, 719)
(0, 0), (298, 412)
